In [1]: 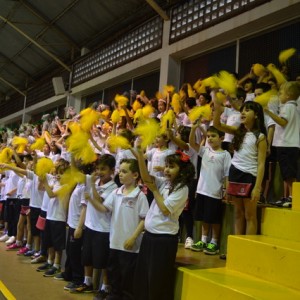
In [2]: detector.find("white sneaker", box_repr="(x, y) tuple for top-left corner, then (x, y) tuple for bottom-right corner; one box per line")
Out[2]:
(0, 234), (9, 242)
(184, 237), (194, 249)
(5, 236), (15, 245)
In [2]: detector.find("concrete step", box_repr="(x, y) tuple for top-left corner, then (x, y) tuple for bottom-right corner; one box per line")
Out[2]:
(261, 207), (300, 242)
(175, 267), (300, 300)
(226, 235), (300, 291)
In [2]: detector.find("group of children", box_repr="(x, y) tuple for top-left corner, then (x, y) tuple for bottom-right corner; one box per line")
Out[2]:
(0, 68), (300, 299)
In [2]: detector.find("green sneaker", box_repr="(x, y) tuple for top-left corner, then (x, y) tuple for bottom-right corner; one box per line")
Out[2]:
(204, 243), (219, 255)
(190, 241), (207, 252)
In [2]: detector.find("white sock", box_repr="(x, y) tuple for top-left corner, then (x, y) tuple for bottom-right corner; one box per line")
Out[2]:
(84, 276), (92, 286)
(47, 260), (53, 265)
(201, 235), (208, 243)
(211, 238), (218, 245)
(53, 263), (60, 269)
(26, 244), (31, 249)
(16, 240), (22, 246)
(101, 284), (110, 292)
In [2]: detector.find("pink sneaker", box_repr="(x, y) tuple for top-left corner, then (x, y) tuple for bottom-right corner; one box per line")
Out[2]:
(6, 243), (22, 250)
(17, 247), (30, 255)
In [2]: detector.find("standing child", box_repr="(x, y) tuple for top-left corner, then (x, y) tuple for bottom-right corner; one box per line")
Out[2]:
(133, 150), (195, 300)
(264, 81), (300, 207)
(214, 101), (267, 235)
(189, 125), (231, 254)
(69, 155), (117, 297)
(37, 159), (70, 277)
(87, 158), (149, 300)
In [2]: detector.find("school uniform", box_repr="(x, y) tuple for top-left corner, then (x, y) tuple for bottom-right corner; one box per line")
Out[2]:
(104, 185), (149, 300)
(134, 177), (188, 300)
(81, 176), (117, 269)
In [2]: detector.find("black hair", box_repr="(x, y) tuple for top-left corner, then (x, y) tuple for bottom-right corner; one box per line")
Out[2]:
(165, 153), (195, 192)
(236, 87), (246, 101)
(232, 101), (267, 151)
(185, 97), (196, 109)
(177, 126), (191, 143)
(254, 82), (271, 93)
(199, 93), (212, 103)
(118, 128), (134, 143)
(207, 126), (225, 138)
(96, 154), (116, 169)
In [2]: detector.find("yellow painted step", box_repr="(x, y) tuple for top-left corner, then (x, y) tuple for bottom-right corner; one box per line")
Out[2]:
(175, 267), (300, 300)
(261, 207), (300, 242)
(227, 235), (300, 291)
(292, 182), (300, 211)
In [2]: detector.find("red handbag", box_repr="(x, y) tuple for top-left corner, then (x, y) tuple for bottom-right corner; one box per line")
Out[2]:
(36, 216), (46, 230)
(227, 182), (252, 197)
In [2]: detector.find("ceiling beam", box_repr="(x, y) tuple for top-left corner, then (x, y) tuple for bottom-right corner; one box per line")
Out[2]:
(0, 76), (26, 96)
(0, 15), (71, 72)
(19, 0), (80, 51)
(0, 52), (36, 82)
(145, 0), (169, 21)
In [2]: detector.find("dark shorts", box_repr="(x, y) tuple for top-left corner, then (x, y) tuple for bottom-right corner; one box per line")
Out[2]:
(20, 198), (30, 216)
(194, 194), (223, 224)
(44, 219), (66, 251)
(277, 147), (299, 180)
(30, 206), (41, 236)
(82, 227), (110, 269)
(228, 165), (256, 198)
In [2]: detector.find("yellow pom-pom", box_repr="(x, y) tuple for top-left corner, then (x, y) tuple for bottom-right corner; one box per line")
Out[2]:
(163, 85), (175, 97)
(80, 108), (101, 132)
(201, 76), (218, 89)
(106, 135), (131, 152)
(0, 148), (13, 164)
(68, 122), (81, 134)
(155, 91), (163, 101)
(12, 136), (28, 153)
(160, 110), (175, 134)
(267, 64), (287, 86)
(188, 105), (212, 122)
(101, 109), (111, 119)
(279, 48), (296, 65)
(111, 109), (121, 123)
(115, 94), (129, 107)
(254, 90), (277, 107)
(253, 63), (266, 77)
(171, 93), (182, 113)
(59, 166), (85, 185)
(213, 71), (237, 96)
(193, 79), (202, 91)
(30, 138), (46, 151)
(215, 92), (227, 105)
(134, 119), (160, 149)
(142, 104), (154, 118)
(35, 157), (54, 177)
(140, 90), (146, 97)
(187, 83), (196, 98)
(133, 109), (144, 123)
(132, 100), (143, 112)
(66, 130), (97, 164)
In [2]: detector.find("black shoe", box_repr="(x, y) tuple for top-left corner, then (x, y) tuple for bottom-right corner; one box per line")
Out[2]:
(93, 290), (109, 300)
(70, 283), (93, 293)
(64, 282), (82, 291)
(275, 197), (289, 207)
(54, 272), (68, 281)
(43, 266), (61, 277)
(36, 263), (53, 272)
(219, 254), (227, 260)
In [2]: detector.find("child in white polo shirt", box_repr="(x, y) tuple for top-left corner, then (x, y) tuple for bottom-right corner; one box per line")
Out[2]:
(93, 158), (149, 300)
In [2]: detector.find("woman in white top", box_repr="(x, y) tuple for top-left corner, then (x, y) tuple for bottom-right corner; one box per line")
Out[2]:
(214, 100), (267, 236)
